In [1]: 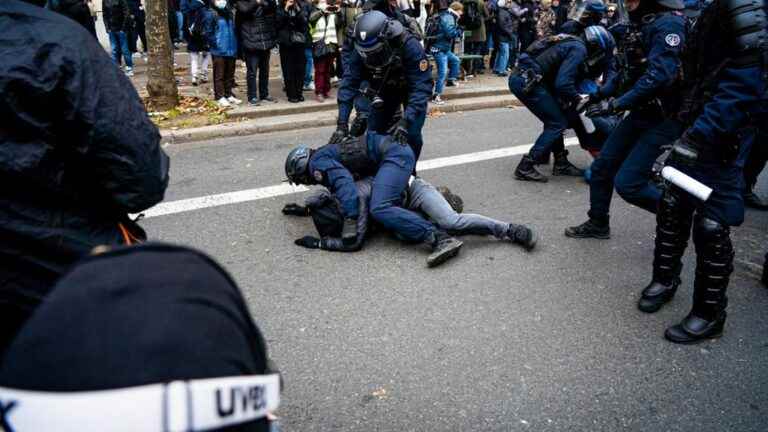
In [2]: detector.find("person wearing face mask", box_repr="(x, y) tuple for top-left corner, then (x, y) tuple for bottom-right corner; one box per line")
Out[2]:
(565, 0), (686, 239)
(210, 0), (242, 107)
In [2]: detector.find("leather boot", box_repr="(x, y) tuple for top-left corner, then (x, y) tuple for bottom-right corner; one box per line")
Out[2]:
(426, 230), (463, 268)
(515, 155), (548, 182)
(564, 218), (610, 239)
(665, 216), (733, 344)
(552, 150), (584, 177)
(638, 189), (692, 313)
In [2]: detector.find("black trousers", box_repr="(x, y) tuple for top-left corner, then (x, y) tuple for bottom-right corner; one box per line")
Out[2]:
(129, 19), (148, 53)
(280, 44), (307, 100)
(213, 56), (236, 100)
(245, 49), (271, 100)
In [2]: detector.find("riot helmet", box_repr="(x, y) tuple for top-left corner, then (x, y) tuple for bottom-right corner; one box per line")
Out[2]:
(353, 10), (405, 69)
(285, 145), (313, 185)
(583, 25), (616, 66)
(570, 0), (608, 26)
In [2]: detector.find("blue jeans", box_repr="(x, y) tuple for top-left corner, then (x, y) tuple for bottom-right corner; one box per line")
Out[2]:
(304, 47), (314, 87)
(434, 50), (460, 96)
(369, 145), (436, 243)
(588, 111), (684, 221)
(509, 74), (567, 160)
(108, 31), (133, 68)
(407, 178), (509, 238)
(365, 88), (427, 161)
(494, 41), (510, 74)
(175, 11), (184, 41)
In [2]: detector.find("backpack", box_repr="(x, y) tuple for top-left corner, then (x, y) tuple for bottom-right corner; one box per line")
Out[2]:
(460, 1), (482, 30)
(423, 14), (442, 51)
(525, 33), (581, 57)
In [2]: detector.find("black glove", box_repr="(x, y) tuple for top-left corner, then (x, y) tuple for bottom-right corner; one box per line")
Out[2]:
(294, 236), (321, 249)
(668, 134), (700, 168)
(574, 94), (591, 113)
(391, 119), (409, 146)
(585, 97), (617, 118)
(329, 122), (349, 144)
(341, 217), (358, 245)
(282, 203), (309, 216)
(349, 115), (368, 137)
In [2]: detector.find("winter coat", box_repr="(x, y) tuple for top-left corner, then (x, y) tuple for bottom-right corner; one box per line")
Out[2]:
(276, 2), (309, 47)
(464, 0), (488, 42)
(209, 11), (239, 56)
(0, 1), (169, 291)
(103, 0), (132, 32)
(186, 0), (213, 52)
(235, 0), (278, 51)
(496, 4), (521, 42)
(535, 6), (556, 38)
(432, 9), (462, 52)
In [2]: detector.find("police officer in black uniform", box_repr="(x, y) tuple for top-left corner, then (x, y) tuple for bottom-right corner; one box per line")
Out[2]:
(636, 0), (767, 343)
(330, 9), (433, 161)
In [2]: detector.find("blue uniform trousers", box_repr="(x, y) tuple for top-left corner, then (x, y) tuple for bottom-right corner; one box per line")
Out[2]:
(366, 89), (427, 161)
(509, 75), (568, 160)
(369, 144), (436, 243)
(588, 109), (683, 221)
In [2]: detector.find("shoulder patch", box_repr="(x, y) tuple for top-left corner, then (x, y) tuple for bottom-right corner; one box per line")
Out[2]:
(313, 170), (324, 182)
(419, 59), (429, 72)
(665, 33), (681, 47)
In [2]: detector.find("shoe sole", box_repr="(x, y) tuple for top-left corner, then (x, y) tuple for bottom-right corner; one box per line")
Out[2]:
(427, 241), (463, 268)
(552, 170), (585, 177)
(563, 229), (610, 239)
(514, 173), (548, 183)
(664, 328), (723, 344)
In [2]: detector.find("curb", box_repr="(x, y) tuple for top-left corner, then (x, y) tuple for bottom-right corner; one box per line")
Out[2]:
(161, 94), (521, 145)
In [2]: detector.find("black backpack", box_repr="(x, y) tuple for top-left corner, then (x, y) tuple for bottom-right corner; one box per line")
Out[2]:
(423, 14), (442, 51)
(460, 1), (482, 30)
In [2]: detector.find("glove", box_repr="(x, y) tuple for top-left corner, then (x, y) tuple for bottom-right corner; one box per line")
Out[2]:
(341, 217), (358, 246)
(391, 119), (409, 146)
(667, 135), (700, 168)
(585, 97), (617, 118)
(574, 94), (591, 113)
(282, 203), (309, 216)
(349, 115), (368, 137)
(294, 236), (321, 249)
(329, 122), (349, 144)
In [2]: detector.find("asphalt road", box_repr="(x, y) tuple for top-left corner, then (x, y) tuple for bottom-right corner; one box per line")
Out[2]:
(144, 107), (768, 432)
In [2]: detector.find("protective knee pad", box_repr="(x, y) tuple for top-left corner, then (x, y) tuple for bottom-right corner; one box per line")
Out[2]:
(692, 214), (734, 310)
(653, 189), (693, 282)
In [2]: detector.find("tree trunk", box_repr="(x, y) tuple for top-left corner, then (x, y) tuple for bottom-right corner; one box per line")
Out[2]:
(145, 0), (179, 110)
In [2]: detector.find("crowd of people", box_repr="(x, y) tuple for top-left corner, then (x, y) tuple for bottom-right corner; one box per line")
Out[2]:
(1, 0), (768, 429)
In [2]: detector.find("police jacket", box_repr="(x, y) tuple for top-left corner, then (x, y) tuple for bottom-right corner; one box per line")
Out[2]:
(677, 0), (767, 149)
(304, 179), (372, 251)
(518, 37), (589, 103)
(235, 0), (278, 51)
(337, 31), (433, 127)
(306, 132), (401, 220)
(612, 11), (685, 112)
(0, 1), (169, 289)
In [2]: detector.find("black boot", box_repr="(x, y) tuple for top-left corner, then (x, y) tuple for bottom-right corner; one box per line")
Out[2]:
(515, 155), (548, 182)
(564, 218), (610, 239)
(744, 190), (768, 210)
(533, 152), (551, 165)
(664, 216), (733, 344)
(426, 230), (464, 268)
(638, 188), (692, 313)
(552, 150), (584, 177)
(507, 224), (538, 251)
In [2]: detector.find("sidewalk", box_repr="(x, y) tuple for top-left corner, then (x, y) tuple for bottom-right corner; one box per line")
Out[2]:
(128, 50), (519, 144)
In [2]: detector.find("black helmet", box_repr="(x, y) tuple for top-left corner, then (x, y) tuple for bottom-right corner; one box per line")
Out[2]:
(285, 145), (312, 185)
(354, 10), (404, 68)
(583, 25), (615, 67)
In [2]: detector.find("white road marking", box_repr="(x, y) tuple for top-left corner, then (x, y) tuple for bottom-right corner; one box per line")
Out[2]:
(140, 137), (580, 219)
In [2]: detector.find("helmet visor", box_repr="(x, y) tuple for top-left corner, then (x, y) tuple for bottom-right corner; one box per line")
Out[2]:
(355, 40), (394, 68)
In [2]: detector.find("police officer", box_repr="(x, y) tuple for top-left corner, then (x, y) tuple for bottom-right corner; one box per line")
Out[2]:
(560, 0), (608, 35)
(330, 10), (433, 161)
(511, 25), (616, 182)
(565, 0), (686, 239)
(285, 132), (465, 267)
(0, 0), (169, 360)
(634, 0), (766, 343)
